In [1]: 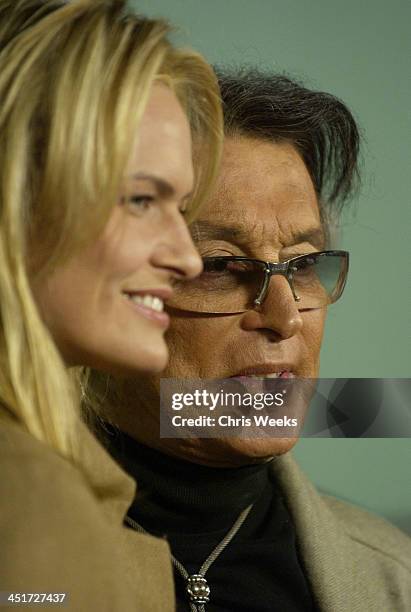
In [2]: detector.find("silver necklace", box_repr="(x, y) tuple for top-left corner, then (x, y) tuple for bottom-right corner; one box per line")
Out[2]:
(125, 503), (253, 612)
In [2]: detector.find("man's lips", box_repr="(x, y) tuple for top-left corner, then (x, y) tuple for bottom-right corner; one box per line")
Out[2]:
(230, 364), (297, 378)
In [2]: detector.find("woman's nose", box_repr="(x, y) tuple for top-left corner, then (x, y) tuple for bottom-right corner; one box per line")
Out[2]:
(151, 209), (203, 280)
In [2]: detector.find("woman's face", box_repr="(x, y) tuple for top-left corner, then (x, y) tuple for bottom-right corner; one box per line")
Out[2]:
(32, 84), (202, 375)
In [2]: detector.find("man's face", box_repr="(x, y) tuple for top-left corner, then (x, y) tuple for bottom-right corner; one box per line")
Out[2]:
(114, 136), (328, 465)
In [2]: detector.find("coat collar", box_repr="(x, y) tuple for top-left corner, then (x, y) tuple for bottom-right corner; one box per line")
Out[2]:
(74, 418), (137, 524)
(272, 453), (367, 611)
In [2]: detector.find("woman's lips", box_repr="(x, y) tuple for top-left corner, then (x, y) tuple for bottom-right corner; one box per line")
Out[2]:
(123, 293), (170, 329)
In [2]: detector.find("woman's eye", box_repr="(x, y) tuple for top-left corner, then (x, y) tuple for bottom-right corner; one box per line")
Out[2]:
(123, 194), (155, 213)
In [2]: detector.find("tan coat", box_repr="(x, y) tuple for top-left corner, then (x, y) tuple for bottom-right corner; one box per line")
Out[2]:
(1, 411), (410, 611)
(0, 414), (174, 611)
(272, 454), (411, 611)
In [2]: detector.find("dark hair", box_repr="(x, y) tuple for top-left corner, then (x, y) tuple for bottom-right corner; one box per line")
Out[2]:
(215, 67), (361, 215)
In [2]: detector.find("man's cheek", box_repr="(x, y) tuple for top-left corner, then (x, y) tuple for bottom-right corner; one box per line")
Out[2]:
(304, 308), (326, 339)
(303, 309), (326, 369)
(164, 320), (206, 375)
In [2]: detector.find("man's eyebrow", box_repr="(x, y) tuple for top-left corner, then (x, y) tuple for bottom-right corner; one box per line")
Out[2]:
(291, 227), (326, 249)
(192, 220), (326, 249)
(192, 220), (250, 244)
(130, 172), (193, 200)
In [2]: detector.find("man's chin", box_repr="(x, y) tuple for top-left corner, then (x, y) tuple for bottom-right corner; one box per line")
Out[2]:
(161, 436), (300, 468)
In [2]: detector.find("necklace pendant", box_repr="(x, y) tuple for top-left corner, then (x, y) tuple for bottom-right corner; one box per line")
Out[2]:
(186, 574), (210, 605)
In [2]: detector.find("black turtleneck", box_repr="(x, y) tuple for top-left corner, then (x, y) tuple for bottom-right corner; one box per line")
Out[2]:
(103, 425), (317, 612)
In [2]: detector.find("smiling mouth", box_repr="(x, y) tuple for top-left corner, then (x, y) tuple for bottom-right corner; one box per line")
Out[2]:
(123, 293), (164, 313)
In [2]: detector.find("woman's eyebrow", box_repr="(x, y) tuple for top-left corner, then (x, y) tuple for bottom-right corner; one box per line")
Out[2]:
(130, 172), (193, 200)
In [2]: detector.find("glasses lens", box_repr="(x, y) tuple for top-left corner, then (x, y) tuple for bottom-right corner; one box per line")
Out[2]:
(291, 252), (347, 308)
(169, 258), (265, 313)
(168, 252), (348, 314)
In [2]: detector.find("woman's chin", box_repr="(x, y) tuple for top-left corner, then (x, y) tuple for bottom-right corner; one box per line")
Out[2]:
(71, 340), (169, 378)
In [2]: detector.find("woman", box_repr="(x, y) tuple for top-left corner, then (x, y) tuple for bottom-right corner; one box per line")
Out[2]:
(0, 0), (222, 609)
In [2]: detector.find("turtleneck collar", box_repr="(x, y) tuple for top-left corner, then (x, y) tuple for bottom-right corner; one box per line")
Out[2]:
(102, 423), (273, 534)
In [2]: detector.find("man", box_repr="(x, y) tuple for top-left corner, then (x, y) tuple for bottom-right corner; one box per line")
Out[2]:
(89, 69), (411, 611)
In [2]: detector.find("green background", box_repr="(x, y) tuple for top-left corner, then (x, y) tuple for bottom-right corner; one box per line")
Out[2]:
(129, 0), (411, 533)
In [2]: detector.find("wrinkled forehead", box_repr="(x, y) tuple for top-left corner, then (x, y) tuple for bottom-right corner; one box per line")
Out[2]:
(193, 136), (326, 252)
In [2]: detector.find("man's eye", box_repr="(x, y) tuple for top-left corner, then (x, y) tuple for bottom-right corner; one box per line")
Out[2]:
(203, 260), (227, 273)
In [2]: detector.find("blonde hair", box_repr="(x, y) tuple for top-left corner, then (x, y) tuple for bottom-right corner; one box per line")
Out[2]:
(0, 0), (222, 463)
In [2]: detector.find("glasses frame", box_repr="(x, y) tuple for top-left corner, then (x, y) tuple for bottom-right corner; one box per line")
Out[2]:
(201, 250), (349, 312)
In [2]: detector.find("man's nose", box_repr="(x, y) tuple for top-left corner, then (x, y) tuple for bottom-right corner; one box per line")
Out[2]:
(151, 210), (203, 280)
(241, 274), (303, 339)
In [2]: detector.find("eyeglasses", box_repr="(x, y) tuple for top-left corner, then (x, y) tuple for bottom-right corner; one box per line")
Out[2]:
(168, 250), (349, 314)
